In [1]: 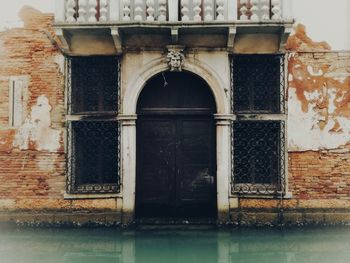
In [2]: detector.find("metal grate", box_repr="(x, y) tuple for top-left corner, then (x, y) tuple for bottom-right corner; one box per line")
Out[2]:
(232, 55), (283, 114)
(67, 121), (120, 194)
(70, 56), (119, 114)
(230, 54), (286, 195)
(232, 121), (285, 195)
(66, 56), (121, 194)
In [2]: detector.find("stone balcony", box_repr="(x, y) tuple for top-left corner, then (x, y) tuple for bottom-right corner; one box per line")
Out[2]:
(54, 0), (294, 55)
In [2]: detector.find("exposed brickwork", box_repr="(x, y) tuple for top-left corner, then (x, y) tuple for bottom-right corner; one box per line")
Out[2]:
(0, 7), (67, 211)
(0, 151), (65, 199)
(0, 7), (64, 129)
(289, 149), (350, 200)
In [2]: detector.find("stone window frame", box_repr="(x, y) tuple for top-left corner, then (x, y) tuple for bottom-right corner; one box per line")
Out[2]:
(8, 76), (28, 128)
(64, 56), (122, 196)
(230, 54), (289, 198)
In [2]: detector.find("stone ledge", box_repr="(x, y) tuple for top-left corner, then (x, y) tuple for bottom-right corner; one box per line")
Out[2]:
(230, 210), (350, 227)
(0, 212), (123, 227)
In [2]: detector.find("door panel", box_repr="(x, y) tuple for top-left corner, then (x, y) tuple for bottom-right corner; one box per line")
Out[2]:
(136, 116), (216, 218)
(137, 119), (176, 208)
(177, 119), (216, 202)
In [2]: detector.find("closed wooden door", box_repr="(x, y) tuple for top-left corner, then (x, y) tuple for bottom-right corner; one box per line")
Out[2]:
(136, 72), (217, 219)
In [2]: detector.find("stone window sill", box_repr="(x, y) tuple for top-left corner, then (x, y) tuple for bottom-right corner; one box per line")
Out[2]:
(63, 193), (121, 199)
(230, 192), (293, 199)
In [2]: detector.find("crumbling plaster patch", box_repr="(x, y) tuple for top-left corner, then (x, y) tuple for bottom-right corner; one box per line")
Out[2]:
(287, 24), (350, 151)
(53, 54), (65, 75)
(288, 88), (350, 151)
(287, 60), (350, 151)
(13, 95), (61, 152)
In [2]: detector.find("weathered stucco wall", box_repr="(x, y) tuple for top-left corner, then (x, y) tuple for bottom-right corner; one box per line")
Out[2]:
(287, 24), (350, 152)
(0, 7), (350, 226)
(0, 8), (120, 220)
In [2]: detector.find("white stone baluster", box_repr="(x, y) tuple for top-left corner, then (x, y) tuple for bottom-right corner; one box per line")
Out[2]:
(158, 0), (167, 21)
(66, 0), (77, 22)
(271, 0), (281, 19)
(146, 0), (155, 21)
(122, 0), (131, 21)
(134, 0), (144, 21)
(204, 0), (214, 21)
(181, 0), (190, 21)
(261, 0), (270, 19)
(77, 0), (88, 22)
(239, 0), (248, 20)
(193, 0), (202, 21)
(250, 0), (259, 20)
(99, 0), (109, 21)
(88, 0), (98, 22)
(216, 0), (225, 20)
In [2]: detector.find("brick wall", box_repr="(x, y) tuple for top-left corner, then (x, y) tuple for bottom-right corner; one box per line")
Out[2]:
(289, 149), (350, 200)
(0, 7), (66, 210)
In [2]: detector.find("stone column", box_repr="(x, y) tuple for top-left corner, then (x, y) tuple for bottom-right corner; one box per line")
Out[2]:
(227, 0), (237, 20)
(55, 0), (66, 22)
(168, 0), (179, 21)
(215, 114), (234, 223)
(119, 114), (137, 224)
(109, 0), (120, 21)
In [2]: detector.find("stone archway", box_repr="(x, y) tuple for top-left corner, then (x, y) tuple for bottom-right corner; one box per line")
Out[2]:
(119, 55), (233, 222)
(135, 71), (217, 219)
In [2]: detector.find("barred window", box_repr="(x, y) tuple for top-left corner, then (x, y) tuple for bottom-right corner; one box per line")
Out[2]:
(231, 55), (286, 195)
(232, 55), (282, 113)
(71, 56), (119, 113)
(67, 56), (121, 194)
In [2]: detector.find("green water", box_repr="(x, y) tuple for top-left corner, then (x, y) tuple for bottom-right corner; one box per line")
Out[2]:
(1, 226), (350, 263)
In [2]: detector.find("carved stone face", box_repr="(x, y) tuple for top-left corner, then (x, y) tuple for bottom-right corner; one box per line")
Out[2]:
(167, 50), (184, 72)
(171, 56), (182, 69)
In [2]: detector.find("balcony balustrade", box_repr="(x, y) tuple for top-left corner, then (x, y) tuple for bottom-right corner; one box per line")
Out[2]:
(55, 0), (292, 23)
(53, 0), (293, 55)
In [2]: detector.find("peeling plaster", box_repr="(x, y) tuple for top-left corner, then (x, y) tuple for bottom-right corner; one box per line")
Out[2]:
(36, 154), (57, 171)
(287, 24), (350, 151)
(288, 88), (350, 151)
(286, 24), (332, 52)
(13, 95), (61, 152)
(307, 65), (323, 76)
(54, 54), (65, 75)
(288, 57), (350, 151)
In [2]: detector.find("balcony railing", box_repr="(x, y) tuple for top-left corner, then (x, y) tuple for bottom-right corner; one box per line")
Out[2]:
(238, 0), (281, 20)
(55, 0), (292, 23)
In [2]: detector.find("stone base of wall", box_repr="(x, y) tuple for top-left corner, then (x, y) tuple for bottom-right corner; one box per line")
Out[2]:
(230, 209), (350, 227)
(0, 211), (122, 227)
(1, 209), (350, 227)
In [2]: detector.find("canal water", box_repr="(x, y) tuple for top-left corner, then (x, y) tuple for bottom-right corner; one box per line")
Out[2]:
(1, 226), (350, 263)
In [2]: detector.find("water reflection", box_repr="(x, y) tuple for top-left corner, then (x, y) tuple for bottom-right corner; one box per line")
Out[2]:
(1, 226), (350, 263)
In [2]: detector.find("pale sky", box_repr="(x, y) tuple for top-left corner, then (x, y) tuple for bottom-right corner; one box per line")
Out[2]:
(0, 0), (349, 50)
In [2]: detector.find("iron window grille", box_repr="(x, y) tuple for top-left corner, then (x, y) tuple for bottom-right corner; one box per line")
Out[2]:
(230, 54), (286, 195)
(66, 56), (121, 194)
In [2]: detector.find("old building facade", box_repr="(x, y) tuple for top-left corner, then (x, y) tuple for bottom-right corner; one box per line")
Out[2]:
(0, 0), (350, 225)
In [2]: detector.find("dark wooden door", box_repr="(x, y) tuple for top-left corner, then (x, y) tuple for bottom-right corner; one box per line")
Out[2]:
(136, 115), (216, 218)
(136, 71), (217, 219)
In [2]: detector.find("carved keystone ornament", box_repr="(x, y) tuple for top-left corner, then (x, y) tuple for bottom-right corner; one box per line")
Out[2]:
(166, 47), (185, 72)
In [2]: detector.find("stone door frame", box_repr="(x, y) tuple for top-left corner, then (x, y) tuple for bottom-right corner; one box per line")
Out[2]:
(119, 56), (233, 222)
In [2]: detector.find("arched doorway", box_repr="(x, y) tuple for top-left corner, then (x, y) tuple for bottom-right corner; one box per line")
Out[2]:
(136, 71), (217, 219)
